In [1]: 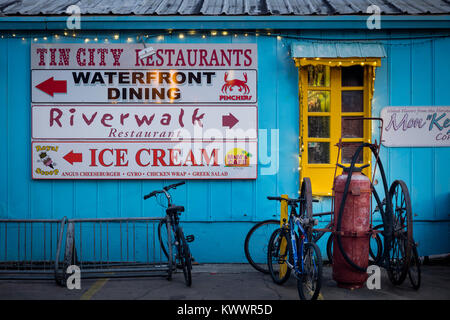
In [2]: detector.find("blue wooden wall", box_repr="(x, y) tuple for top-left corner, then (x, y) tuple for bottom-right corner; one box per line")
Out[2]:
(0, 29), (448, 262)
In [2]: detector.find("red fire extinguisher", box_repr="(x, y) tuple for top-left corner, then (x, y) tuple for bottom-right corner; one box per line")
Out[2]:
(332, 164), (371, 289)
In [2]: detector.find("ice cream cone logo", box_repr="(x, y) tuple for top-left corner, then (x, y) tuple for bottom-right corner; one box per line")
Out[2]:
(225, 148), (251, 167)
(38, 152), (55, 169)
(35, 145), (60, 177)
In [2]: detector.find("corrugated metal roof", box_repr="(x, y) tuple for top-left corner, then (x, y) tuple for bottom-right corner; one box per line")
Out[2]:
(291, 41), (386, 58)
(1, 0), (449, 16)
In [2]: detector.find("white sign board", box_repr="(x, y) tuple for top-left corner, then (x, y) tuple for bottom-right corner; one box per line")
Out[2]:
(31, 69), (257, 104)
(31, 44), (257, 70)
(32, 141), (257, 179)
(31, 43), (258, 179)
(32, 104), (257, 140)
(381, 106), (450, 147)
(31, 43), (257, 104)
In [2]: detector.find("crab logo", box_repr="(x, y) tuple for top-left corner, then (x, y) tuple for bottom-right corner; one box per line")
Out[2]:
(221, 72), (250, 94)
(219, 72), (253, 101)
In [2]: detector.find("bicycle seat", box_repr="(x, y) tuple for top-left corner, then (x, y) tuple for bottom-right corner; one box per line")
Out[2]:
(166, 205), (185, 214)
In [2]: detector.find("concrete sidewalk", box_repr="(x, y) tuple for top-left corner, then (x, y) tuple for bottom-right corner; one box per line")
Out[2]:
(0, 263), (449, 300)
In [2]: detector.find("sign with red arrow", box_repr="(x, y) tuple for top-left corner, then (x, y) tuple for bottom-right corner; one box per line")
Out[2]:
(63, 150), (83, 165)
(31, 43), (257, 104)
(35, 77), (67, 97)
(31, 43), (258, 180)
(31, 141), (257, 179)
(222, 113), (239, 129)
(32, 104), (256, 140)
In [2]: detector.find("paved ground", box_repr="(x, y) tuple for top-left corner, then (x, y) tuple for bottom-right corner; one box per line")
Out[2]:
(0, 262), (449, 300)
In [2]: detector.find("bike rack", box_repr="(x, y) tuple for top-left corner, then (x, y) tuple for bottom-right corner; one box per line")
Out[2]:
(55, 217), (174, 285)
(0, 218), (67, 280)
(0, 216), (174, 284)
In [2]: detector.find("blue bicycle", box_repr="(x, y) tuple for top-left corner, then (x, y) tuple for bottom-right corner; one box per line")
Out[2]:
(267, 178), (323, 300)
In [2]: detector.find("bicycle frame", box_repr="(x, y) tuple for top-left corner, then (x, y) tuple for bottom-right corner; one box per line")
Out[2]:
(162, 189), (173, 207)
(167, 211), (181, 245)
(284, 206), (311, 277)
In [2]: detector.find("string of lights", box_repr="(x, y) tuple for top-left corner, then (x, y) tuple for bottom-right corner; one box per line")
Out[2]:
(0, 29), (448, 47)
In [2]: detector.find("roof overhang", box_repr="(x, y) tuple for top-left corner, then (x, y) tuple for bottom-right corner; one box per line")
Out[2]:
(291, 41), (386, 59)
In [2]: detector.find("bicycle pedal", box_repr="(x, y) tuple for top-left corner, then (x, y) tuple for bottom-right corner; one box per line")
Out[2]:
(186, 234), (195, 243)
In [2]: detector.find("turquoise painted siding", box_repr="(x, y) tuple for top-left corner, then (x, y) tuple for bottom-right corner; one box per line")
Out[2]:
(0, 29), (449, 262)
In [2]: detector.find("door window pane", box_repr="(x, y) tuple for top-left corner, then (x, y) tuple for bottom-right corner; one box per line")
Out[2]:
(342, 117), (364, 138)
(342, 142), (364, 164)
(308, 116), (330, 138)
(342, 65), (364, 87)
(307, 65), (330, 87)
(308, 91), (330, 112)
(342, 90), (363, 112)
(308, 142), (330, 164)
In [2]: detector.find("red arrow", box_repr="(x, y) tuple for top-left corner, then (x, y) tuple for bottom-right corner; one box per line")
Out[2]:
(222, 113), (239, 129)
(63, 150), (82, 165)
(35, 77), (67, 97)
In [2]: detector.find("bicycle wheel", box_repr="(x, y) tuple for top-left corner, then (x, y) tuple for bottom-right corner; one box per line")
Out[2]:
(177, 228), (192, 287)
(267, 228), (292, 285)
(244, 219), (280, 274)
(299, 177), (313, 241)
(387, 180), (412, 285)
(297, 242), (323, 300)
(158, 219), (170, 260)
(408, 244), (421, 290)
(326, 234), (333, 264)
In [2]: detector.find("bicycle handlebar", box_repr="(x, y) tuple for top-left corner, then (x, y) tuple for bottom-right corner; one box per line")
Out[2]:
(163, 181), (185, 191)
(267, 196), (300, 203)
(144, 181), (185, 200)
(143, 190), (160, 200)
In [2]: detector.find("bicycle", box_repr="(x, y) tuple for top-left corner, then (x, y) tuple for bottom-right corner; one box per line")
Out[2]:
(244, 179), (314, 274)
(144, 181), (194, 287)
(267, 186), (323, 300)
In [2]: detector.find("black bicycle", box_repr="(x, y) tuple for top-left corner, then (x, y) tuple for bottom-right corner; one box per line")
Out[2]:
(144, 181), (194, 287)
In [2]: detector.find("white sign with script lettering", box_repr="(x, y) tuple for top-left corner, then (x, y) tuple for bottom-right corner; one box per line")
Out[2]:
(381, 106), (450, 147)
